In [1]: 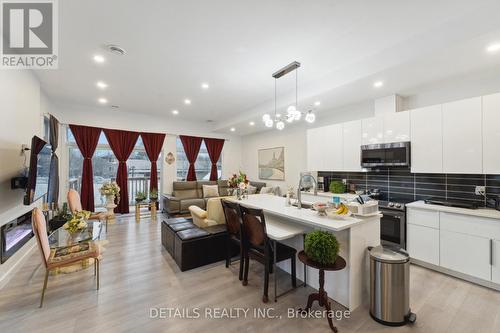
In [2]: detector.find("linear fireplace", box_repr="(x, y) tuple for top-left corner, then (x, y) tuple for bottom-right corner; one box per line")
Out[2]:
(1, 211), (34, 264)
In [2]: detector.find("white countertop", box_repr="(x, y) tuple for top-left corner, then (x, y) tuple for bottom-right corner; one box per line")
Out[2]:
(300, 191), (359, 202)
(230, 194), (381, 232)
(406, 200), (500, 220)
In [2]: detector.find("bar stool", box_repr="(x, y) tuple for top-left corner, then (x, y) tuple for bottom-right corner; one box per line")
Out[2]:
(240, 206), (297, 303)
(298, 250), (346, 332)
(221, 199), (244, 280)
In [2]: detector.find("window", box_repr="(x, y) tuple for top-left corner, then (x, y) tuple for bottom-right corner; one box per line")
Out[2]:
(67, 129), (161, 207)
(176, 137), (222, 181)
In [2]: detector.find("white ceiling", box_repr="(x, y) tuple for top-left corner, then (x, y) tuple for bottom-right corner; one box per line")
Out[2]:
(36, 0), (500, 135)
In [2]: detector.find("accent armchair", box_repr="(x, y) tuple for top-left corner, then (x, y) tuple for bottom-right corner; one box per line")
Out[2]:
(189, 197), (228, 228)
(32, 207), (100, 307)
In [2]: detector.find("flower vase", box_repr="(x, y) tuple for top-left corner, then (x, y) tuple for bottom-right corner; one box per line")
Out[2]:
(235, 188), (242, 200)
(105, 194), (115, 206)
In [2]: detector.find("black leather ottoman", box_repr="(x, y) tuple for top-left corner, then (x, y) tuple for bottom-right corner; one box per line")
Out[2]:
(161, 218), (195, 257)
(174, 224), (239, 272)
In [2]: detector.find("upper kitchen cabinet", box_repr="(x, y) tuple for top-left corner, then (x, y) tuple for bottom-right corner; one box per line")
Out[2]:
(307, 126), (326, 171)
(323, 124), (343, 171)
(361, 117), (383, 145)
(411, 105), (443, 173)
(342, 120), (362, 171)
(483, 93), (500, 174)
(442, 97), (482, 174)
(383, 111), (410, 143)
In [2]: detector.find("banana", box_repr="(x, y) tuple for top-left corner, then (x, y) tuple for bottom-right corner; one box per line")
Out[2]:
(336, 203), (348, 215)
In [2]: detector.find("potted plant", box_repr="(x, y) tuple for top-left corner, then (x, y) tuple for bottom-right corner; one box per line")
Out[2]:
(329, 181), (345, 194)
(100, 181), (120, 206)
(304, 230), (340, 265)
(135, 191), (147, 203)
(63, 210), (90, 235)
(149, 189), (158, 202)
(228, 171), (249, 200)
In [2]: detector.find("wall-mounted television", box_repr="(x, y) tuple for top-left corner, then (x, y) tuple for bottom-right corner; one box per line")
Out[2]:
(24, 136), (51, 205)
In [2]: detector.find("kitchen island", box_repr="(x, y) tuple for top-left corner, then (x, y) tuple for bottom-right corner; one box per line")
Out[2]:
(231, 194), (381, 311)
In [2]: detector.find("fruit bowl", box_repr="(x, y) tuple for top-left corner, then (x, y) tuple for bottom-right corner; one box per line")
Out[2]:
(312, 202), (329, 216)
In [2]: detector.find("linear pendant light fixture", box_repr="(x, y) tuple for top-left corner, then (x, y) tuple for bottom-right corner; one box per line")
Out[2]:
(262, 61), (315, 130)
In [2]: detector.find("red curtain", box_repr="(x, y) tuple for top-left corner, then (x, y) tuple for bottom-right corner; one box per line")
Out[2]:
(104, 129), (139, 214)
(69, 125), (102, 211)
(141, 132), (166, 191)
(179, 135), (202, 181)
(204, 138), (224, 180)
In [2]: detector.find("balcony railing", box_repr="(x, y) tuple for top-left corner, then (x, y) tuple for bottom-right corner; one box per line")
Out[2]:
(68, 176), (157, 208)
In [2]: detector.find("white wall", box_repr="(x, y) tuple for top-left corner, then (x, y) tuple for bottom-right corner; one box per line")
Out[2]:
(240, 101), (373, 194)
(0, 71), (45, 287)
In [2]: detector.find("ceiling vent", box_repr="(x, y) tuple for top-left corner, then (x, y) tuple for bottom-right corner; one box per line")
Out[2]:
(106, 44), (126, 56)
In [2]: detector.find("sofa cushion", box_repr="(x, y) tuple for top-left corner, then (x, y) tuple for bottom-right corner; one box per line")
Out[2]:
(204, 224), (227, 235)
(260, 186), (275, 195)
(180, 198), (205, 212)
(177, 228), (210, 241)
(247, 185), (257, 194)
(164, 217), (192, 225)
(202, 185), (219, 198)
(250, 181), (266, 193)
(169, 222), (196, 232)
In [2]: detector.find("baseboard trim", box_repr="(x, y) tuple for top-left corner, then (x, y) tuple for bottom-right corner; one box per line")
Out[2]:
(411, 258), (500, 291)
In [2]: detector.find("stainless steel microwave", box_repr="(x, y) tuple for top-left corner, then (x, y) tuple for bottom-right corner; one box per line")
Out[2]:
(360, 142), (411, 168)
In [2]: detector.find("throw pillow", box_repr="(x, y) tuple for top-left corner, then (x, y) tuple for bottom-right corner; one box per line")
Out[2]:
(202, 185), (219, 198)
(247, 185), (257, 194)
(260, 186), (275, 195)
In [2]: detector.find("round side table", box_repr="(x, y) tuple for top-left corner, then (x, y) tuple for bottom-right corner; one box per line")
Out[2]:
(298, 251), (347, 333)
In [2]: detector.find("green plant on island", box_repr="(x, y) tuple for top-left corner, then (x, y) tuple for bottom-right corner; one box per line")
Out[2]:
(329, 181), (345, 194)
(135, 191), (147, 203)
(304, 230), (340, 265)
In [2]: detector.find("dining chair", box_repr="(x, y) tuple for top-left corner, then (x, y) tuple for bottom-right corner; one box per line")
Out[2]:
(221, 199), (244, 280)
(32, 207), (101, 307)
(239, 206), (297, 303)
(67, 189), (107, 229)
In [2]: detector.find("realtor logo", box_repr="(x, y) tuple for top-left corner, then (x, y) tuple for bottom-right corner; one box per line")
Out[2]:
(1, 0), (58, 69)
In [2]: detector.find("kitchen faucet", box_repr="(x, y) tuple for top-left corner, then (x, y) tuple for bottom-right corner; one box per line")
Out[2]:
(297, 172), (318, 209)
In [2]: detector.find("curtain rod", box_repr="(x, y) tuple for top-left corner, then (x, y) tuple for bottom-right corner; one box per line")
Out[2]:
(43, 113), (230, 141)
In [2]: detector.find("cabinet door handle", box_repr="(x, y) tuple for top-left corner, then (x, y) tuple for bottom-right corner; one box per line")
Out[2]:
(490, 239), (493, 266)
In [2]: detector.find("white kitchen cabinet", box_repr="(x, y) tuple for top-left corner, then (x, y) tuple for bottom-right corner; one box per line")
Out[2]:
(383, 111), (410, 143)
(407, 224), (440, 265)
(442, 97), (482, 174)
(323, 124), (343, 171)
(307, 127), (326, 171)
(482, 93), (500, 174)
(410, 105), (443, 173)
(440, 229), (491, 281)
(492, 240), (500, 284)
(342, 120), (362, 171)
(361, 117), (383, 145)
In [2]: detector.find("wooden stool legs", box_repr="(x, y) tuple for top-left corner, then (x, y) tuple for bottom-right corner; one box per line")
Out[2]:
(301, 269), (337, 333)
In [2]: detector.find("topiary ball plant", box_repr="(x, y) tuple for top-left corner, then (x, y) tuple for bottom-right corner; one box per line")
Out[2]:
(304, 230), (340, 265)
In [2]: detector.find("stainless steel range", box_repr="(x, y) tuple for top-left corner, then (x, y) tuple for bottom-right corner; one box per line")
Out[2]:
(378, 199), (408, 249)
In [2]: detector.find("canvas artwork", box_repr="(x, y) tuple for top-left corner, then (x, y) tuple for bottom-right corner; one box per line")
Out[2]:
(258, 147), (285, 180)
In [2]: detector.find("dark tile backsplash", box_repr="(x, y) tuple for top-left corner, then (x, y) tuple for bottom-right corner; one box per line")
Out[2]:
(318, 168), (500, 207)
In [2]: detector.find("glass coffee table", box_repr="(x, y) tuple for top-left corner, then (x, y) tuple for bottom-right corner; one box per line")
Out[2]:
(47, 221), (106, 274)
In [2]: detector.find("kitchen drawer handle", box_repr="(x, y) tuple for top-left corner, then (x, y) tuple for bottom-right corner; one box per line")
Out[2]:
(490, 239), (493, 266)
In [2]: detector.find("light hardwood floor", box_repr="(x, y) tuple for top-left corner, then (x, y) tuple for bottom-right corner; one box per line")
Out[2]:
(1, 214), (500, 333)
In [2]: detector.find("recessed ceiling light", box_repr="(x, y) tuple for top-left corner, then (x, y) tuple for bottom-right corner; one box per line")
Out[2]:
(172, 110), (179, 115)
(249, 121), (255, 126)
(486, 43), (500, 53)
(201, 83), (209, 89)
(314, 101), (321, 106)
(93, 55), (105, 63)
(96, 81), (108, 89)
(184, 99), (191, 105)
(373, 81), (384, 88)
(230, 127), (236, 132)
(98, 98), (108, 104)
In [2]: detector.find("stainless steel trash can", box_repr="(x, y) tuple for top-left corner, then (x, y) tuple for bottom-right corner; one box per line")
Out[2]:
(369, 245), (416, 326)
